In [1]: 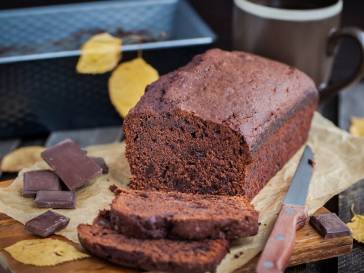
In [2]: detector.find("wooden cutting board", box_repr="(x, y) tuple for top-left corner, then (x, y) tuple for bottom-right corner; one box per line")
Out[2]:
(0, 180), (353, 273)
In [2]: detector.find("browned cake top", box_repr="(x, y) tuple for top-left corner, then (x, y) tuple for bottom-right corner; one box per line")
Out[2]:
(130, 49), (318, 150)
(112, 188), (256, 221)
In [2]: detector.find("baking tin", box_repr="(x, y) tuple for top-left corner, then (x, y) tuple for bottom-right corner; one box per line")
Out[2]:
(0, 0), (216, 138)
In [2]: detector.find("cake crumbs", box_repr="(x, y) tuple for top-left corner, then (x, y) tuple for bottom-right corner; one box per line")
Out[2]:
(308, 159), (316, 168)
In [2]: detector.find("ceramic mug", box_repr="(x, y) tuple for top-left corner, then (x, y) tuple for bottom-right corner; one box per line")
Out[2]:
(233, 0), (364, 101)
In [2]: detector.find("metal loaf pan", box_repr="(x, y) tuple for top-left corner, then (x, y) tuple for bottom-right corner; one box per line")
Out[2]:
(0, 0), (216, 138)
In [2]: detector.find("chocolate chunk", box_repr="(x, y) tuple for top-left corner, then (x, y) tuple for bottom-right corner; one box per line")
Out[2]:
(35, 191), (76, 209)
(90, 157), (109, 174)
(23, 170), (62, 198)
(41, 139), (103, 190)
(109, 184), (118, 194)
(309, 213), (351, 239)
(25, 210), (70, 237)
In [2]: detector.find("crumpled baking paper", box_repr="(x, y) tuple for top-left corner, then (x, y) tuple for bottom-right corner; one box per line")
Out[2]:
(0, 143), (130, 243)
(0, 112), (363, 272)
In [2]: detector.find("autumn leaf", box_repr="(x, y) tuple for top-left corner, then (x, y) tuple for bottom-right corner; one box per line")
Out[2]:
(346, 205), (364, 243)
(76, 33), (122, 74)
(0, 146), (45, 172)
(109, 57), (159, 117)
(4, 239), (89, 266)
(349, 117), (364, 137)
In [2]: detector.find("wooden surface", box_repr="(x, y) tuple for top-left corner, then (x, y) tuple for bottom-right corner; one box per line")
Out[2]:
(0, 180), (353, 273)
(256, 204), (308, 273)
(236, 207), (353, 273)
(338, 180), (364, 273)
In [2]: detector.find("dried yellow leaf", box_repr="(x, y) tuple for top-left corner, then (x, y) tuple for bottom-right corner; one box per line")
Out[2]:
(0, 146), (45, 172)
(109, 57), (159, 117)
(347, 213), (364, 243)
(76, 33), (122, 74)
(4, 239), (89, 266)
(349, 117), (364, 137)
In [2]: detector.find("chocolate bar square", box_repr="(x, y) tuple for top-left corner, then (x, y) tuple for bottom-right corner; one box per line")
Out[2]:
(25, 210), (70, 237)
(35, 190), (76, 209)
(41, 139), (102, 190)
(309, 212), (351, 239)
(23, 170), (61, 198)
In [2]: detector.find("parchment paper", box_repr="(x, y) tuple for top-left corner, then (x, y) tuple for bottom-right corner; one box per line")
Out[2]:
(0, 112), (363, 272)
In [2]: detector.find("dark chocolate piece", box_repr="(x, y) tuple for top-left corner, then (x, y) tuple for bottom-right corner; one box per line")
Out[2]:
(309, 213), (351, 239)
(41, 139), (103, 190)
(23, 170), (61, 198)
(25, 210), (70, 237)
(90, 157), (109, 174)
(34, 190), (76, 209)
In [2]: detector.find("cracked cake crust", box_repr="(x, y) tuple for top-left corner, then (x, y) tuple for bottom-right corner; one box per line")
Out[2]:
(124, 49), (318, 199)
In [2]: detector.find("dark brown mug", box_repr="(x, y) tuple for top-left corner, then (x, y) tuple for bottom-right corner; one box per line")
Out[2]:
(233, 0), (364, 102)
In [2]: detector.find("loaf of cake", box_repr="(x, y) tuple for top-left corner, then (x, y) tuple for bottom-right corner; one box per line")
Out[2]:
(78, 211), (229, 273)
(109, 188), (258, 240)
(124, 49), (318, 200)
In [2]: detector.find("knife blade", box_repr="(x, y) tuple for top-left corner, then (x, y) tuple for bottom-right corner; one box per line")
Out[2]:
(256, 145), (314, 273)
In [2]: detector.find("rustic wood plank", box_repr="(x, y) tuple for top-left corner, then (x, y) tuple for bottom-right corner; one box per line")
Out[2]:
(0, 181), (12, 187)
(0, 181), (352, 273)
(234, 208), (352, 273)
(338, 82), (364, 273)
(0, 208), (136, 273)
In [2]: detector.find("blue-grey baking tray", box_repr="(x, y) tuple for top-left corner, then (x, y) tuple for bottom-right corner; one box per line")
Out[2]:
(0, 0), (216, 138)
(0, 0), (216, 64)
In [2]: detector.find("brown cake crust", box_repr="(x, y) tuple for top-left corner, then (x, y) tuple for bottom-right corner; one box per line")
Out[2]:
(109, 188), (258, 240)
(124, 49), (318, 200)
(78, 213), (229, 273)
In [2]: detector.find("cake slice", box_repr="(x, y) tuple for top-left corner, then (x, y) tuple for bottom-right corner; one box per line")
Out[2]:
(110, 188), (258, 240)
(123, 49), (318, 200)
(78, 212), (229, 273)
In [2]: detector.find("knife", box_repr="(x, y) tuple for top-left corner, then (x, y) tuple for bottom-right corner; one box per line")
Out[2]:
(256, 145), (314, 273)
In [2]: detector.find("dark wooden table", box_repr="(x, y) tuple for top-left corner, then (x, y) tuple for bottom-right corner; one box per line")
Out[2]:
(337, 83), (364, 273)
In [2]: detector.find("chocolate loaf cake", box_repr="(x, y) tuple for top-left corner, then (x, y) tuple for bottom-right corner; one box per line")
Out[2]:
(78, 212), (228, 273)
(110, 188), (258, 240)
(124, 49), (318, 200)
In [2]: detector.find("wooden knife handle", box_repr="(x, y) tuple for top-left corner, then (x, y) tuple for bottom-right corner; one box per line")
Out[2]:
(256, 204), (308, 273)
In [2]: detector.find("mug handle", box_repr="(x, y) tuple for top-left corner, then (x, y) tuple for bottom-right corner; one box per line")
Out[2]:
(319, 27), (364, 102)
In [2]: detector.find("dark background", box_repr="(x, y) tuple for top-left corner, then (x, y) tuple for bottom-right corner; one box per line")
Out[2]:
(2, 0), (364, 47)
(0, 1), (363, 272)
(1, 0), (363, 88)
(192, 0), (364, 83)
